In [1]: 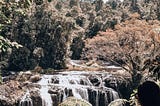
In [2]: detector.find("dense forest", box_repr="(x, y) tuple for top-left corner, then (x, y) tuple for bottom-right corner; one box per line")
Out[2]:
(0, 0), (160, 106)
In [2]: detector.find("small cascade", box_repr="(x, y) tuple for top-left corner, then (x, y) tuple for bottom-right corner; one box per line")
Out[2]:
(19, 90), (33, 106)
(37, 75), (53, 106)
(52, 74), (91, 101)
(111, 90), (120, 100)
(88, 87), (120, 106)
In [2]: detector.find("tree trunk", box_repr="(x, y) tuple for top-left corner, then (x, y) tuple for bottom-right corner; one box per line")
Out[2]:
(131, 70), (143, 89)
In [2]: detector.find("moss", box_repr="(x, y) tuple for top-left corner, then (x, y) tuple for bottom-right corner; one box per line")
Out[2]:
(59, 97), (92, 106)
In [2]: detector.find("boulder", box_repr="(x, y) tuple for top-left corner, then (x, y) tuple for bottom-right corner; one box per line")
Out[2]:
(29, 74), (41, 83)
(58, 97), (92, 106)
(88, 75), (101, 86)
(30, 88), (43, 106)
(16, 71), (33, 82)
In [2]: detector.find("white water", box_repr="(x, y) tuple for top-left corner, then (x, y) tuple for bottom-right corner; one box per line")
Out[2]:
(50, 71), (120, 106)
(37, 75), (53, 106)
(18, 71), (121, 106)
(19, 90), (33, 106)
(112, 90), (120, 100)
(52, 74), (91, 101)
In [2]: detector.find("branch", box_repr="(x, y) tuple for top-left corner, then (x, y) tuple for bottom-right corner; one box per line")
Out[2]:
(106, 56), (130, 72)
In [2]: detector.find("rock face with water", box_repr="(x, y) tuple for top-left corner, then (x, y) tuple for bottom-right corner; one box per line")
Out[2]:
(32, 71), (131, 106)
(19, 90), (33, 106)
(0, 70), (132, 106)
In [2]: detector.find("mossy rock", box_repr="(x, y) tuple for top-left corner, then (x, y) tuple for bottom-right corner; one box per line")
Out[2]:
(108, 99), (128, 106)
(58, 97), (92, 106)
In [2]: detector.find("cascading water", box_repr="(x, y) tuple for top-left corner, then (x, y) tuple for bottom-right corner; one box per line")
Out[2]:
(52, 74), (92, 101)
(19, 90), (33, 106)
(37, 75), (53, 106)
(34, 71), (121, 106)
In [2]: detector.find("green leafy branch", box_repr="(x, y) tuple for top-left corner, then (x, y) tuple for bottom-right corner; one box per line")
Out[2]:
(0, 35), (22, 53)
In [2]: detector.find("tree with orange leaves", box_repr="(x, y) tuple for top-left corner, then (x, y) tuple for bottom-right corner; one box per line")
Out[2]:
(83, 13), (160, 87)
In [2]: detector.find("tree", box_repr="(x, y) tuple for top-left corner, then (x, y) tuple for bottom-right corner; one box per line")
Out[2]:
(0, 0), (25, 77)
(83, 13), (160, 87)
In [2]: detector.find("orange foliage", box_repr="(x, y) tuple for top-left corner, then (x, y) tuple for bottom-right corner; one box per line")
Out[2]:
(83, 17), (160, 75)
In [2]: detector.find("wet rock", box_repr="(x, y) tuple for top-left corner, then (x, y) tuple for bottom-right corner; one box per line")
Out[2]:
(88, 87), (119, 106)
(69, 79), (75, 84)
(68, 89), (73, 97)
(30, 88), (43, 106)
(29, 74), (41, 83)
(104, 75), (132, 99)
(51, 77), (59, 84)
(22, 81), (32, 86)
(79, 78), (91, 85)
(2, 74), (17, 82)
(66, 88), (73, 97)
(88, 75), (101, 86)
(24, 71), (32, 75)
(104, 76), (118, 89)
(51, 94), (59, 106)
(50, 89), (65, 105)
(48, 89), (58, 94)
(16, 71), (33, 82)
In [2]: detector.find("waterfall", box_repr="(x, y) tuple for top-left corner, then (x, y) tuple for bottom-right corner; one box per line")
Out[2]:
(54, 74), (91, 101)
(19, 90), (33, 106)
(32, 71), (122, 106)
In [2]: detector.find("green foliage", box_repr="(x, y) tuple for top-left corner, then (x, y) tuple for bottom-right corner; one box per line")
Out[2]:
(129, 89), (138, 106)
(0, 0), (31, 32)
(0, 0), (24, 53)
(0, 1), (23, 72)
(0, 35), (22, 53)
(0, 35), (11, 52)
